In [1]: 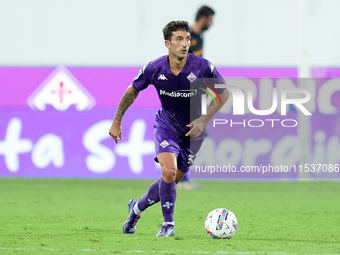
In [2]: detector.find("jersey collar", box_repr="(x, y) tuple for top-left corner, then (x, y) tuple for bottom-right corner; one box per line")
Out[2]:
(165, 54), (191, 75)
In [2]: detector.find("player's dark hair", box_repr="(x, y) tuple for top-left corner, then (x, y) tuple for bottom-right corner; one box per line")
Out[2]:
(163, 21), (190, 41)
(195, 6), (215, 21)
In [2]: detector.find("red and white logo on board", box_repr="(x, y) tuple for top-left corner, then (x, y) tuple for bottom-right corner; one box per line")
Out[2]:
(27, 66), (95, 111)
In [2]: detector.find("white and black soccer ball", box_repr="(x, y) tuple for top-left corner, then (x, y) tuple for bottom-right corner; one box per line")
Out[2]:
(205, 208), (238, 239)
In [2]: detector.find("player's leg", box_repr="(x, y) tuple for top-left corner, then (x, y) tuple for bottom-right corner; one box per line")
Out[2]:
(123, 178), (162, 234)
(123, 124), (180, 235)
(155, 152), (177, 236)
(132, 158), (184, 216)
(154, 167), (185, 237)
(177, 171), (201, 190)
(130, 126), (180, 216)
(124, 158), (184, 235)
(135, 179), (161, 211)
(178, 129), (207, 189)
(180, 172), (190, 182)
(175, 168), (186, 183)
(176, 137), (203, 189)
(122, 197), (141, 234)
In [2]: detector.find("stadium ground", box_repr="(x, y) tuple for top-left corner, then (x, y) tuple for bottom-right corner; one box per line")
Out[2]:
(0, 178), (339, 254)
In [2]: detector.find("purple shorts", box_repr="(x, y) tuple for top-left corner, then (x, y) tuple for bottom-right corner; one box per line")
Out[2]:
(153, 122), (204, 173)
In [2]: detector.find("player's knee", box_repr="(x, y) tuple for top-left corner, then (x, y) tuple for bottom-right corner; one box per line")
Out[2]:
(161, 165), (176, 182)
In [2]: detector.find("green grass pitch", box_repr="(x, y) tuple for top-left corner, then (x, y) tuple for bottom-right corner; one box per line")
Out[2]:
(0, 178), (339, 254)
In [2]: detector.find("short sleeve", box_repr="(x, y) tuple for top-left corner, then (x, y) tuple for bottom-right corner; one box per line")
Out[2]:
(132, 64), (151, 92)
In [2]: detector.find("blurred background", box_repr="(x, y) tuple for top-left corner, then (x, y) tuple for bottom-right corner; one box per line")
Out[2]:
(0, 0), (339, 179)
(1, 0), (340, 67)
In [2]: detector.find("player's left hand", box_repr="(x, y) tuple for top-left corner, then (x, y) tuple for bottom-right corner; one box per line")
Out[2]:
(185, 118), (206, 138)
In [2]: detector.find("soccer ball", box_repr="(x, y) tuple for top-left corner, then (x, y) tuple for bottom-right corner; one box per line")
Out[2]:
(205, 208), (238, 239)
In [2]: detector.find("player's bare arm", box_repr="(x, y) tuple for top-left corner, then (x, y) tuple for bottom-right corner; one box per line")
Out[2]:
(109, 85), (139, 143)
(186, 88), (229, 138)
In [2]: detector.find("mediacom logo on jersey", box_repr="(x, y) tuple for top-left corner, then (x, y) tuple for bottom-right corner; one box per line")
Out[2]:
(160, 89), (197, 98)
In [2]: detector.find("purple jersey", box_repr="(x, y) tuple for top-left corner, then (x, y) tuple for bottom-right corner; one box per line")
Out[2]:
(132, 53), (225, 136)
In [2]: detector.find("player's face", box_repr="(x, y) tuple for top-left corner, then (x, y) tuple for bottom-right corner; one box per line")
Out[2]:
(166, 30), (191, 60)
(202, 15), (214, 31)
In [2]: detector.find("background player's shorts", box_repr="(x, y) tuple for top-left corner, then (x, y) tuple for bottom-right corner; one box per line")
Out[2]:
(153, 122), (204, 173)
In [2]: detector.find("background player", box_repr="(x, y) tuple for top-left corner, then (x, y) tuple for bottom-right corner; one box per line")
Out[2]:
(109, 20), (229, 237)
(188, 5), (215, 57)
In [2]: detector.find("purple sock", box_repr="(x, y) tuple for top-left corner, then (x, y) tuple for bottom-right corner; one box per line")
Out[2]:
(160, 178), (176, 223)
(137, 179), (161, 211)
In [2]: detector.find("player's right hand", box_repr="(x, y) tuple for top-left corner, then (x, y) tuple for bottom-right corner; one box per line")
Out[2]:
(109, 122), (123, 144)
(185, 118), (206, 138)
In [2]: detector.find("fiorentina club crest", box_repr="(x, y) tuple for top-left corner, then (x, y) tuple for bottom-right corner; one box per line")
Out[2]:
(160, 140), (169, 148)
(27, 66), (95, 111)
(187, 72), (197, 82)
